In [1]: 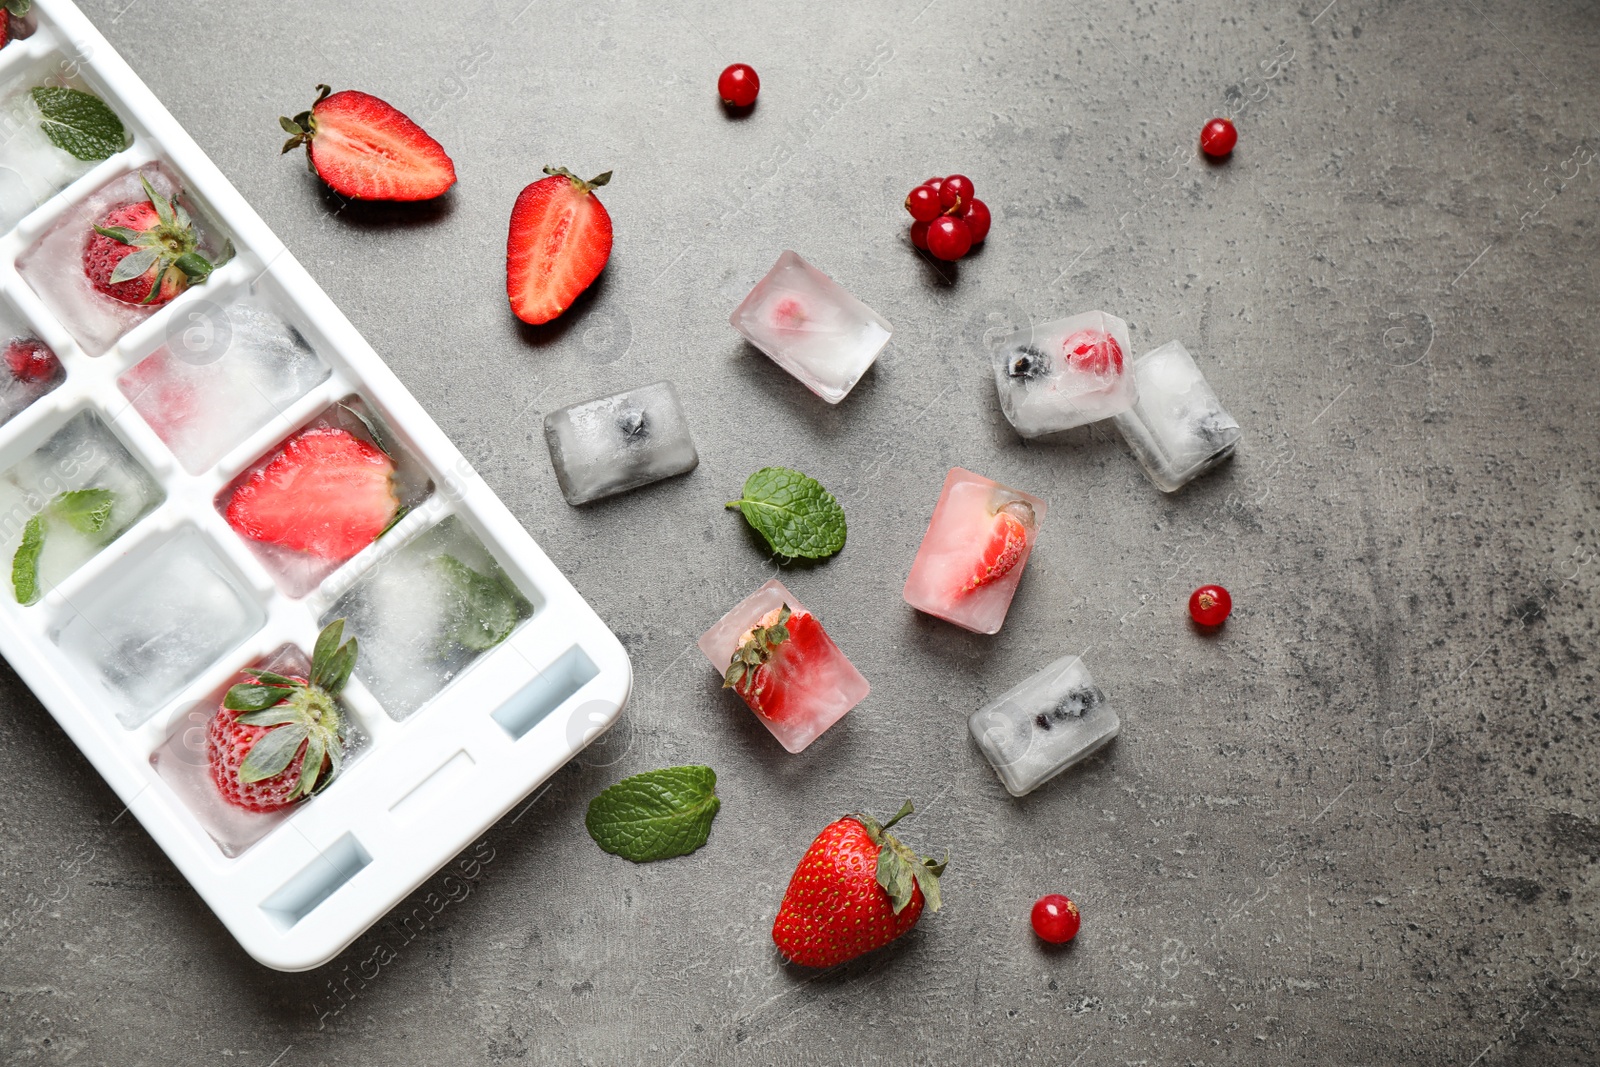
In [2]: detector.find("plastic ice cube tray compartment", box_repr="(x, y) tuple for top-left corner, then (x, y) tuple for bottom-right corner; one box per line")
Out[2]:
(0, 0), (631, 971)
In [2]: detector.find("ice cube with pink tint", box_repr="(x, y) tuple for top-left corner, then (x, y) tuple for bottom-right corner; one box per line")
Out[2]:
(902, 468), (1047, 635)
(697, 578), (868, 753)
(991, 310), (1136, 436)
(729, 251), (891, 404)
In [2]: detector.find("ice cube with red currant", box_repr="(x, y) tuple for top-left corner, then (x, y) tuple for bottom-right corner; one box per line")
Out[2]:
(729, 251), (892, 404)
(697, 578), (868, 753)
(1113, 340), (1241, 492)
(0, 296), (64, 424)
(902, 468), (1047, 635)
(969, 654), (1119, 797)
(992, 310), (1137, 436)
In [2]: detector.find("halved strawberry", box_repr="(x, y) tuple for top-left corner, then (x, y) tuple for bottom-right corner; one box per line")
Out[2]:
(1062, 329), (1123, 375)
(225, 426), (398, 560)
(84, 176), (221, 306)
(506, 166), (614, 325)
(960, 502), (1034, 595)
(280, 85), (455, 201)
(724, 605), (833, 723)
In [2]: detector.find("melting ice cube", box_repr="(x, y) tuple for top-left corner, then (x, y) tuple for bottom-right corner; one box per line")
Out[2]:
(1113, 341), (1241, 492)
(969, 654), (1120, 796)
(991, 310), (1137, 436)
(543, 380), (698, 505)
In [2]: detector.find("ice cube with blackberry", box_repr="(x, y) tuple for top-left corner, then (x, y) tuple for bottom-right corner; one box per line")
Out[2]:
(991, 310), (1137, 436)
(1113, 341), (1241, 492)
(543, 380), (698, 505)
(969, 654), (1119, 796)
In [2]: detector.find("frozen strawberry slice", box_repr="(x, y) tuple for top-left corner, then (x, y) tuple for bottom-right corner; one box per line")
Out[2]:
(725, 606), (832, 723)
(961, 503), (1034, 595)
(1062, 329), (1123, 376)
(225, 426), (398, 559)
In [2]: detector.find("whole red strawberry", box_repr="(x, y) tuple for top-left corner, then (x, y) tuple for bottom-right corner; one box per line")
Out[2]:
(0, 0), (30, 50)
(722, 604), (833, 723)
(84, 175), (221, 306)
(207, 619), (357, 812)
(506, 166), (614, 325)
(773, 801), (947, 968)
(279, 85), (455, 201)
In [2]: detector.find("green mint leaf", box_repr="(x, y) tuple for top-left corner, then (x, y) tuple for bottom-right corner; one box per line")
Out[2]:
(432, 554), (524, 652)
(11, 513), (44, 605)
(30, 86), (127, 162)
(585, 766), (721, 863)
(48, 488), (114, 534)
(726, 466), (847, 559)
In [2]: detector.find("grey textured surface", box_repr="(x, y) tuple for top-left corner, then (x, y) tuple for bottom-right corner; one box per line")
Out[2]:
(3, 0), (1599, 1063)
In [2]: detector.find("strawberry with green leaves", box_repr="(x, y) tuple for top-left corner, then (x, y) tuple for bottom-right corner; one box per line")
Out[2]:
(773, 801), (946, 968)
(723, 604), (833, 723)
(0, 0), (30, 50)
(84, 175), (222, 306)
(207, 620), (356, 812)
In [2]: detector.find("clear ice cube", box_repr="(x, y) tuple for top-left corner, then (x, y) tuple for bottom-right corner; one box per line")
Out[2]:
(0, 54), (129, 233)
(217, 395), (434, 598)
(0, 294), (65, 425)
(1113, 341), (1241, 492)
(729, 251), (892, 404)
(969, 654), (1119, 796)
(543, 380), (698, 505)
(322, 515), (534, 721)
(54, 527), (264, 727)
(697, 577), (868, 753)
(992, 310), (1137, 436)
(15, 164), (229, 357)
(902, 468), (1046, 635)
(119, 296), (331, 474)
(149, 644), (369, 857)
(0, 409), (163, 599)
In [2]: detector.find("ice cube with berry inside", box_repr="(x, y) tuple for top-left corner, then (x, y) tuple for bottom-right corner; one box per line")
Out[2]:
(992, 310), (1136, 436)
(217, 396), (433, 598)
(0, 57), (130, 233)
(0, 293), (65, 426)
(1112, 341), (1241, 492)
(118, 295), (331, 475)
(902, 468), (1046, 635)
(0, 409), (163, 603)
(729, 251), (892, 404)
(543, 380), (698, 505)
(969, 654), (1119, 796)
(53, 527), (264, 728)
(321, 514), (533, 721)
(697, 577), (868, 753)
(15, 164), (230, 357)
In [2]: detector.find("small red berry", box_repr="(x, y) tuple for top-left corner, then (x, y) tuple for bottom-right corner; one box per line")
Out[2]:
(924, 176), (944, 194)
(1189, 584), (1232, 626)
(718, 64), (760, 108)
(926, 216), (972, 261)
(905, 184), (941, 222)
(961, 197), (991, 243)
(1031, 894), (1080, 944)
(909, 219), (931, 250)
(4, 338), (61, 384)
(938, 174), (974, 211)
(1200, 118), (1237, 158)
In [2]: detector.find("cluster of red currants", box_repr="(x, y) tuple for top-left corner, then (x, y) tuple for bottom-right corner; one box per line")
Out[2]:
(903, 174), (991, 261)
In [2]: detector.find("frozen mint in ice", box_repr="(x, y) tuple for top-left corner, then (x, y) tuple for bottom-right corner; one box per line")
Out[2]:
(431, 553), (520, 652)
(50, 488), (114, 534)
(11, 514), (43, 606)
(585, 766), (721, 863)
(31, 86), (128, 163)
(11, 489), (119, 604)
(727, 466), (847, 560)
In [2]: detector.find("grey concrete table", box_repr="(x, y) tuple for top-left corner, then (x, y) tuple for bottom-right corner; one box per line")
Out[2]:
(3, 0), (1598, 1063)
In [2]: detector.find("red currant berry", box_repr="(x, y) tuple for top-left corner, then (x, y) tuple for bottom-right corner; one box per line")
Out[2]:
(961, 197), (991, 243)
(938, 174), (974, 211)
(909, 219), (931, 250)
(926, 216), (972, 261)
(924, 176), (944, 194)
(717, 64), (760, 108)
(904, 184), (942, 222)
(1031, 894), (1080, 944)
(1188, 584), (1232, 626)
(1199, 117), (1236, 158)
(3, 338), (60, 384)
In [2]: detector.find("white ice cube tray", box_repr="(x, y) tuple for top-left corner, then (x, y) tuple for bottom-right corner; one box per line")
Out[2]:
(0, 0), (630, 971)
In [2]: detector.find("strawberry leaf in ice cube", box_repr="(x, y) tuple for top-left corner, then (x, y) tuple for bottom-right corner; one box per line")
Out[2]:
(585, 766), (721, 863)
(11, 513), (44, 605)
(31, 86), (128, 162)
(726, 466), (847, 560)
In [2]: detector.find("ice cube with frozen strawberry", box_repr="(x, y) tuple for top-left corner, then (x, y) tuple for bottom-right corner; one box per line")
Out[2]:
(697, 578), (869, 753)
(902, 468), (1047, 635)
(991, 310), (1137, 437)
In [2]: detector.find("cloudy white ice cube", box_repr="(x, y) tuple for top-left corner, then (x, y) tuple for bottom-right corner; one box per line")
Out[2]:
(969, 654), (1119, 797)
(1113, 341), (1241, 492)
(992, 310), (1137, 436)
(729, 251), (892, 404)
(543, 380), (698, 505)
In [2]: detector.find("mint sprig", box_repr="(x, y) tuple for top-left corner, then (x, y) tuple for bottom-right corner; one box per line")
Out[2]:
(585, 766), (721, 863)
(11, 514), (43, 606)
(31, 86), (127, 162)
(431, 553), (524, 651)
(726, 466), (847, 559)
(10, 489), (119, 605)
(50, 488), (114, 534)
